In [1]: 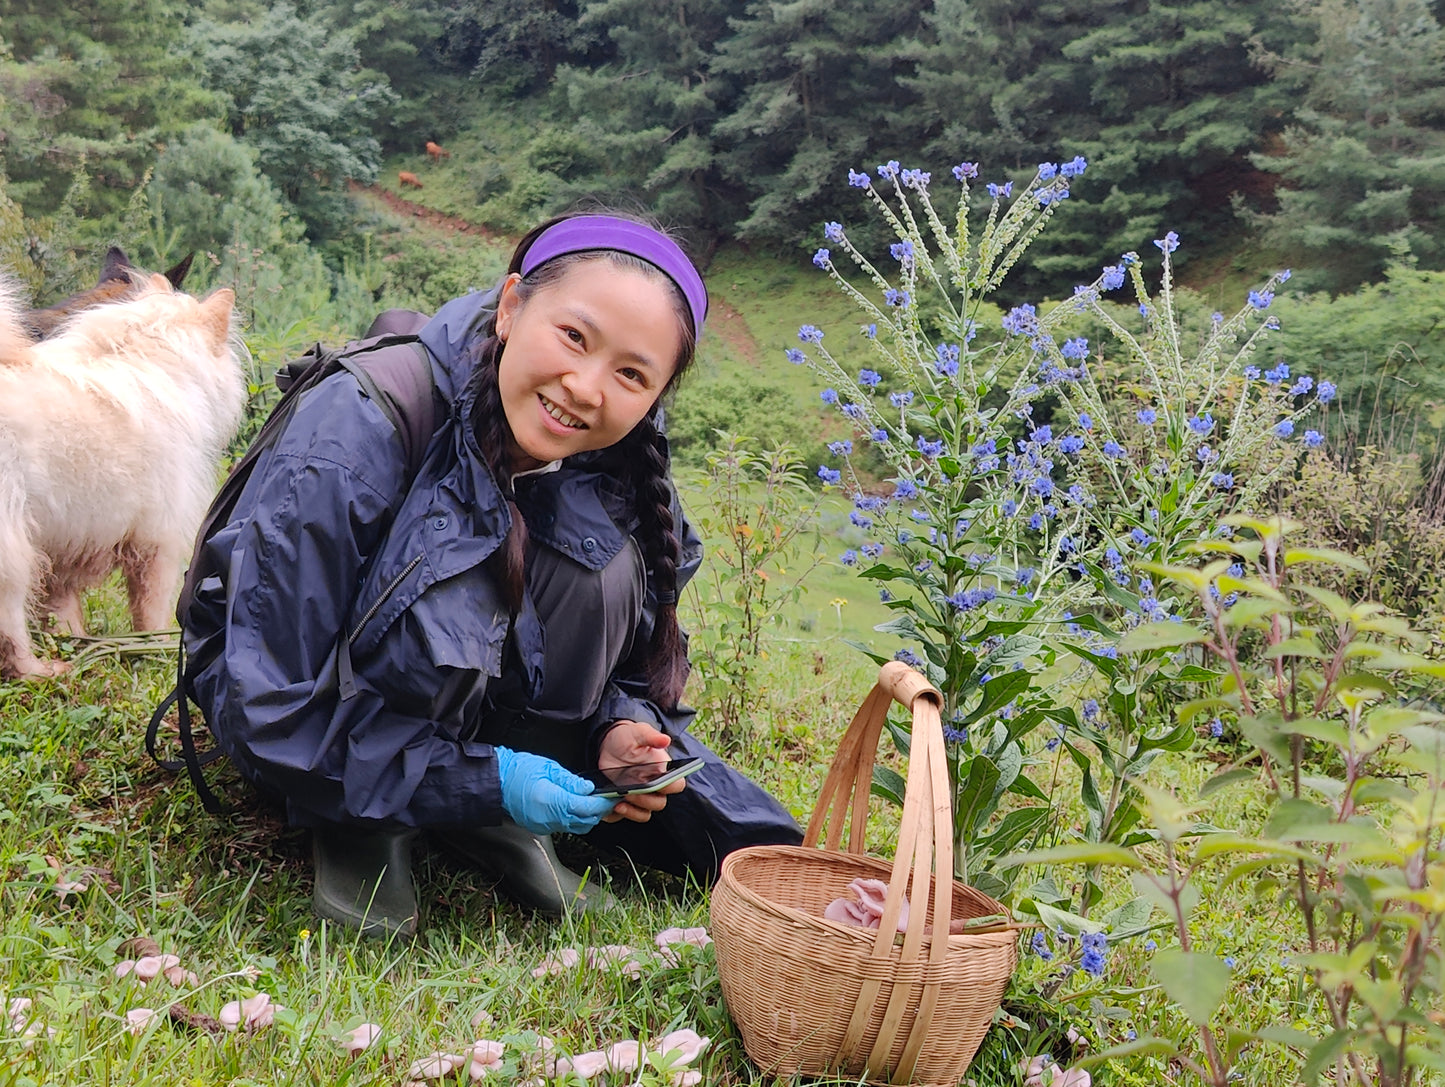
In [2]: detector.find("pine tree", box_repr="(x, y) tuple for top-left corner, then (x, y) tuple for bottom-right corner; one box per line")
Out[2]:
(1243, 0), (1445, 291)
(0, 0), (213, 216)
(441, 0), (599, 96)
(554, 0), (741, 241)
(710, 0), (930, 246)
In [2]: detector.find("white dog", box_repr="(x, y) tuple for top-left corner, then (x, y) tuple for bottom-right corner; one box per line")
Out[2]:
(0, 273), (246, 678)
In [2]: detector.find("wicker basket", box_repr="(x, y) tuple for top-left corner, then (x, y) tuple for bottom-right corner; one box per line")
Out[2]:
(710, 661), (1018, 1086)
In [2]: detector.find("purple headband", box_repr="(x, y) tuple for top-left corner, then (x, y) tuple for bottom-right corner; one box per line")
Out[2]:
(519, 215), (708, 338)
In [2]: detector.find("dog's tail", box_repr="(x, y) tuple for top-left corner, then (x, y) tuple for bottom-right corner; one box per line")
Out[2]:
(0, 274), (33, 366)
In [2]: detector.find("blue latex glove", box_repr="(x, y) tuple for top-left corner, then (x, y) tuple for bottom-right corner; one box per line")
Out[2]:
(495, 746), (616, 836)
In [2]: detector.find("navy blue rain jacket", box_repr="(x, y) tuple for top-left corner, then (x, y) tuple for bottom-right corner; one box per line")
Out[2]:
(184, 289), (702, 829)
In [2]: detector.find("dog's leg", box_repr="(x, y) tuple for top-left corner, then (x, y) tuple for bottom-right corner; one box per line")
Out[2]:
(122, 542), (182, 632)
(0, 582), (67, 679)
(0, 484), (66, 679)
(46, 584), (87, 636)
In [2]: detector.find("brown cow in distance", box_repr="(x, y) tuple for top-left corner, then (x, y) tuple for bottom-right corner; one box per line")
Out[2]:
(425, 141), (450, 163)
(399, 171), (424, 189)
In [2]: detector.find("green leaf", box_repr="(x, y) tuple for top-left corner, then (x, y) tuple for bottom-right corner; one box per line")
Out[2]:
(1061, 639), (1121, 677)
(1177, 696), (1228, 723)
(1172, 664), (1223, 682)
(1285, 546), (1369, 572)
(1225, 1025), (1317, 1059)
(1003, 843), (1144, 869)
(1282, 717), (1349, 746)
(1137, 718), (1196, 754)
(1221, 597), (1289, 629)
(1264, 636), (1328, 660)
(980, 634), (1043, 674)
(1101, 896), (1153, 934)
(965, 670), (1033, 725)
(976, 806), (1049, 858)
(1033, 901), (1105, 936)
(1150, 948), (1231, 1027)
(1238, 714), (1292, 764)
(1131, 871), (1199, 918)
(1301, 1029), (1350, 1083)
(1263, 798), (1337, 839)
(1074, 1036), (1177, 1067)
(873, 614), (922, 638)
(1193, 834), (1313, 863)
(954, 756), (1002, 839)
(870, 765), (905, 808)
(1199, 768), (1255, 798)
(1263, 799), (1390, 846)
(1119, 622), (1209, 652)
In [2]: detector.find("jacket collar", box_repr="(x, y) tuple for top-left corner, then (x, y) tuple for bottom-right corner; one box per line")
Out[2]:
(417, 284), (502, 406)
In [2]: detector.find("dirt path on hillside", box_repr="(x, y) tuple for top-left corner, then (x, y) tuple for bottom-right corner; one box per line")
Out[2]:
(352, 182), (762, 363)
(351, 181), (506, 241)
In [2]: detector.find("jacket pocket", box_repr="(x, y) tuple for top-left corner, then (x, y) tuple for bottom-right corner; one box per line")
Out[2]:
(407, 568), (509, 675)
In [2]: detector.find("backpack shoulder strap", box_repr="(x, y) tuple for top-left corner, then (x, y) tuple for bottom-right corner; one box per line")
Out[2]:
(150, 331), (439, 816)
(337, 339), (438, 481)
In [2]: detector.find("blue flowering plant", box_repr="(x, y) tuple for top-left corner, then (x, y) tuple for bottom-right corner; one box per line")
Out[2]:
(794, 159), (1111, 888)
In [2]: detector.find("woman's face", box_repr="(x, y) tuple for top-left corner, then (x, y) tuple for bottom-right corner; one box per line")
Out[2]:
(494, 260), (683, 472)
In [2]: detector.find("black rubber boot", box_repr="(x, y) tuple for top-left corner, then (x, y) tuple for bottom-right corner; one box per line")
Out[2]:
(311, 824), (419, 939)
(441, 821), (616, 916)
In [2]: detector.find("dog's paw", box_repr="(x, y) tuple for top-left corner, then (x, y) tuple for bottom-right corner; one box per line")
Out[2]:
(14, 658), (70, 681)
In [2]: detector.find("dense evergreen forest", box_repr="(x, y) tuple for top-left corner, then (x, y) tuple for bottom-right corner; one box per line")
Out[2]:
(4, 0), (1445, 299)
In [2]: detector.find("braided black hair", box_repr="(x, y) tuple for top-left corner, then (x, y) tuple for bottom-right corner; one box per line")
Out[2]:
(463, 212), (699, 708)
(621, 412), (689, 710)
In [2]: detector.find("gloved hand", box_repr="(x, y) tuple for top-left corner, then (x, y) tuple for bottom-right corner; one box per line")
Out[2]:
(495, 746), (616, 836)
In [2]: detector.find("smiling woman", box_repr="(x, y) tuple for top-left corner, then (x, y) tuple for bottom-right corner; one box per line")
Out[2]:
(181, 211), (802, 939)
(493, 259), (683, 470)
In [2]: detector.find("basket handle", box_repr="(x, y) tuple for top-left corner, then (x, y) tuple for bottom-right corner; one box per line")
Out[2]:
(806, 662), (956, 1081)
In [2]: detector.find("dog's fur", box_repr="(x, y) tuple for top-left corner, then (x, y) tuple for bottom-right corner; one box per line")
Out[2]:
(0, 272), (246, 678)
(23, 247), (194, 341)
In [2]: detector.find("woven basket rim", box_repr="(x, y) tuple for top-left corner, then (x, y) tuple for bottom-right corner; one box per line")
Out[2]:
(719, 843), (1018, 949)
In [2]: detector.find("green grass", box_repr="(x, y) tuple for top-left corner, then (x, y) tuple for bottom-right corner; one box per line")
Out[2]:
(0, 617), (1342, 1087)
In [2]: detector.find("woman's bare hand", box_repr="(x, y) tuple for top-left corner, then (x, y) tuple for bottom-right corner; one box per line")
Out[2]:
(597, 719), (685, 823)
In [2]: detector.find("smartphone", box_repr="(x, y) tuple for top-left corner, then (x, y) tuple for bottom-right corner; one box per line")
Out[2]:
(583, 756), (705, 799)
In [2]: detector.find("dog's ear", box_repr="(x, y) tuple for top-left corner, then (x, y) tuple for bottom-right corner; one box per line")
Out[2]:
(201, 288), (235, 345)
(99, 247), (132, 285)
(164, 253), (194, 289)
(148, 273), (171, 292)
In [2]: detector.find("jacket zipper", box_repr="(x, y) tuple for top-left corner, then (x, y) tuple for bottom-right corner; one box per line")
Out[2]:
(348, 554), (424, 644)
